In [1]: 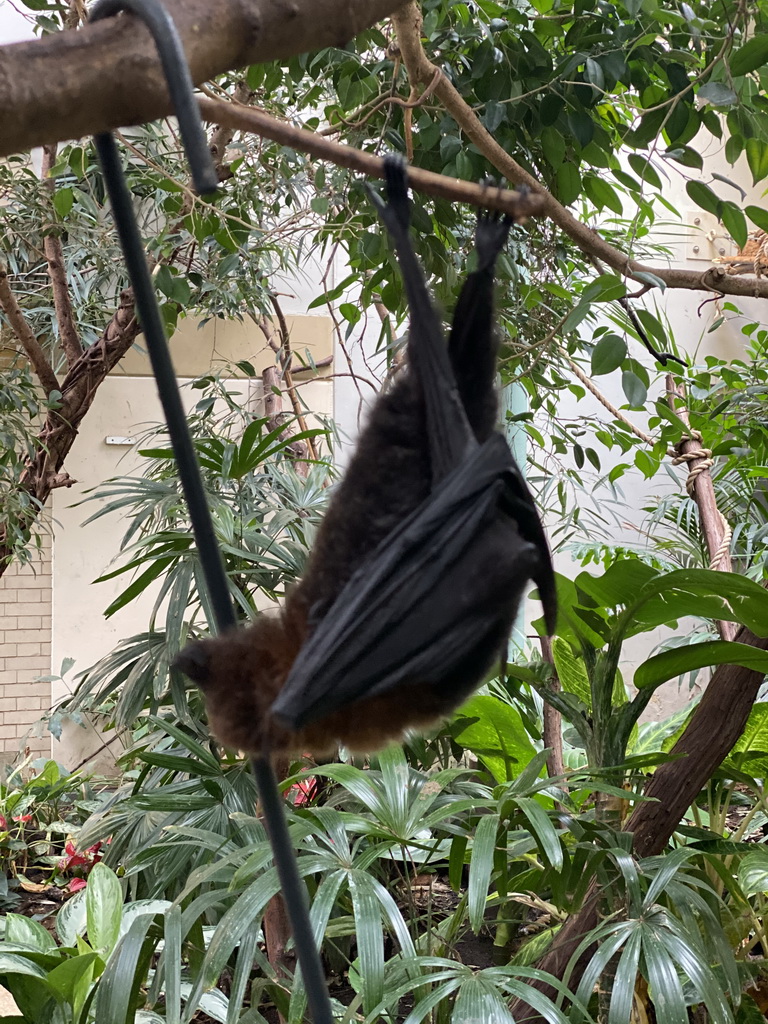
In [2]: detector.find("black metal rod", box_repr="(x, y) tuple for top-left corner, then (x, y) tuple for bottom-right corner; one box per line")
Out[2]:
(251, 756), (333, 1023)
(90, 0), (218, 196)
(94, 132), (236, 633)
(88, 5), (334, 1021)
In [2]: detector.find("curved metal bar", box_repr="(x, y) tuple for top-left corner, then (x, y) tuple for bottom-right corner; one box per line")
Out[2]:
(87, 4), (334, 1021)
(90, 0), (218, 196)
(92, 130), (236, 633)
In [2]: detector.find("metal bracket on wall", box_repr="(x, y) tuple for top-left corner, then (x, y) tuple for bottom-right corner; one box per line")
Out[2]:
(685, 209), (738, 261)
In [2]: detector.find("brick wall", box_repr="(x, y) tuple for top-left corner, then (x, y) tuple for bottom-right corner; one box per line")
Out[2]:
(0, 534), (52, 760)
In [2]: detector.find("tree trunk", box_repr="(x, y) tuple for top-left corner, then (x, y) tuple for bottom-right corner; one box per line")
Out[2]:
(509, 625), (768, 1019)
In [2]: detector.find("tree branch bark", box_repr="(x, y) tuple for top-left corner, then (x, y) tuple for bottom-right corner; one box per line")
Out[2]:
(510, 627), (768, 1018)
(0, 0), (403, 158)
(0, 264), (60, 397)
(199, 94), (768, 301)
(0, 289), (140, 574)
(41, 144), (84, 367)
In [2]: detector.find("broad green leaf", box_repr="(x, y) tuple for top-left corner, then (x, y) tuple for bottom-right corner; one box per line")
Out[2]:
(721, 201), (748, 250)
(635, 641), (768, 689)
(561, 301), (591, 334)
(52, 187), (74, 218)
(686, 180), (721, 216)
(591, 334), (627, 375)
(582, 276), (626, 303)
(453, 695), (537, 782)
(730, 36), (768, 76)
(627, 568), (768, 637)
(0, 954), (48, 979)
(86, 863), (123, 955)
(3, 915), (57, 954)
(621, 370), (648, 407)
(56, 891), (87, 947)
(551, 637), (590, 708)
(746, 138), (768, 185)
(697, 82), (737, 107)
(738, 848), (768, 896)
(746, 204), (768, 232)
(628, 154), (662, 190)
(46, 953), (103, 1018)
(555, 162), (581, 205)
(729, 703), (768, 758)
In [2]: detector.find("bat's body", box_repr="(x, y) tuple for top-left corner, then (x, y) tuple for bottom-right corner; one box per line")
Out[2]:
(177, 158), (555, 756)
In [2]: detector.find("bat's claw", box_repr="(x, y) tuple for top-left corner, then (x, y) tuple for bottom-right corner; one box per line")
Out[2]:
(475, 176), (513, 270)
(368, 154), (412, 237)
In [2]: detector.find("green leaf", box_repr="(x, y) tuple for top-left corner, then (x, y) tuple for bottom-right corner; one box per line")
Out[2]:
(86, 863), (123, 955)
(561, 301), (591, 334)
(467, 813), (499, 932)
(453, 695), (537, 782)
(686, 180), (722, 216)
(635, 640), (768, 689)
(541, 126), (565, 168)
(627, 569), (768, 638)
(730, 36), (768, 77)
(627, 154), (662, 190)
(583, 175), (622, 214)
(746, 204), (768, 233)
(663, 146), (703, 169)
(721, 201), (748, 249)
(591, 334), (627, 375)
(46, 953), (103, 1018)
(697, 82), (738, 107)
(621, 370), (647, 407)
(746, 138), (768, 185)
(551, 637), (590, 709)
(52, 187), (74, 218)
(738, 848), (768, 896)
(555, 162), (581, 205)
(582, 276), (626, 303)
(0, 954), (48, 980)
(3, 915), (58, 954)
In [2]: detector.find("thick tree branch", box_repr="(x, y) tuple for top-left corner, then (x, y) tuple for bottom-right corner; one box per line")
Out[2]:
(0, 0), (403, 158)
(41, 144), (84, 367)
(0, 290), (140, 574)
(389, 2), (768, 300)
(0, 263), (60, 397)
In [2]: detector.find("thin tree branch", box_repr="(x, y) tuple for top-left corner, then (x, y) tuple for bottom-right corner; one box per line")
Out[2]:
(41, 144), (84, 367)
(0, 289), (139, 575)
(197, 96), (546, 221)
(267, 292), (320, 463)
(0, 263), (60, 396)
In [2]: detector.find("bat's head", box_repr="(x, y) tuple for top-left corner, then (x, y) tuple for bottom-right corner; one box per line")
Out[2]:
(172, 608), (308, 755)
(173, 643), (212, 687)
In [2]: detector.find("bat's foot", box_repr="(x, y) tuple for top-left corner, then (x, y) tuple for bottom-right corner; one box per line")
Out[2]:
(475, 176), (513, 271)
(367, 153), (411, 238)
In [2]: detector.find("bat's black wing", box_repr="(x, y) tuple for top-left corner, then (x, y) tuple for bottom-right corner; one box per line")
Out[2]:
(271, 433), (548, 730)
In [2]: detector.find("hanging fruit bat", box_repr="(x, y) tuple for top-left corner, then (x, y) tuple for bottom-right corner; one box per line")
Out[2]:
(175, 156), (556, 756)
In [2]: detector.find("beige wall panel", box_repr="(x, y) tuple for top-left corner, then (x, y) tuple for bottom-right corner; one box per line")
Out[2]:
(50, 374), (332, 764)
(117, 314), (334, 379)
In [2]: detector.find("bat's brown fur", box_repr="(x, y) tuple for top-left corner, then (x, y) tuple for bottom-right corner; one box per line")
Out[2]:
(194, 593), (453, 755)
